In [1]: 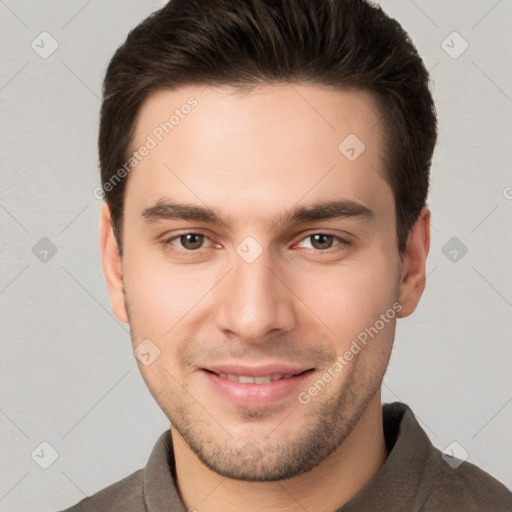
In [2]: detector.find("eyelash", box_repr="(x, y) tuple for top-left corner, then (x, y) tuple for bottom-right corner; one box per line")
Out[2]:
(161, 231), (350, 256)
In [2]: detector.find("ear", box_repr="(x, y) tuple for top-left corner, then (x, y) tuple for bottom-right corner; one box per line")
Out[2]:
(397, 207), (431, 318)
(99, 202), (129, 323)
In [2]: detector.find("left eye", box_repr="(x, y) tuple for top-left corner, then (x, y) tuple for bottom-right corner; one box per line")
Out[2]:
(296, 234), (343, 251)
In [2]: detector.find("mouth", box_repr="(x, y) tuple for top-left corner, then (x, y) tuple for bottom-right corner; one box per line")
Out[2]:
(199, 365), (315, 408)
(204, 369), (310, 384)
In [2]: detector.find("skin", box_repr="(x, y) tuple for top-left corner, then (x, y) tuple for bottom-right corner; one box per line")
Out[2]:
(100, 83), (430, 512)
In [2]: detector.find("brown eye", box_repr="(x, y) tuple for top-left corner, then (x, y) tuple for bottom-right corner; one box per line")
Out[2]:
(309, 234), (336, 250)
(178, 233), (205, 250)
(294, 233), (348, 253)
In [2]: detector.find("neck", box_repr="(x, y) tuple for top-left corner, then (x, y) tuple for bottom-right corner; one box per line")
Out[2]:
(173, 393), (387, 512)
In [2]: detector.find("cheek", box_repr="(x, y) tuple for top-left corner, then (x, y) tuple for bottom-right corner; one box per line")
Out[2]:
(122, 248), (221, 341)
(291, 257), (399, 346)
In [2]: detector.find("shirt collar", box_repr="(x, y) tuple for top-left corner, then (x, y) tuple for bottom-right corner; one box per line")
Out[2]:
(337, 402), (434, 510)
(143, 429), (187, 512)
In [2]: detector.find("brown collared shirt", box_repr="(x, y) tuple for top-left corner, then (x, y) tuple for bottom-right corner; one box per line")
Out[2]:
(59, 402), (512, 511)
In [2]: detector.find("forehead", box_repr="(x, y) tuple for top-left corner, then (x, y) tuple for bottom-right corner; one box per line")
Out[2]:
(125, 83), (392, 228)
(134, 83), (385, 153)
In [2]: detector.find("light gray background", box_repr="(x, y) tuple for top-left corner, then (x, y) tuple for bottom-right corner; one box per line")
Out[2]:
(1, 1), (511, 511)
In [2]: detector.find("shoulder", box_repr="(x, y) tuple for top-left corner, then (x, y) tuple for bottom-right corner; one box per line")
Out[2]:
(382, 402), (512, 511)
(421, 453), (512, 511)
(58, 468), (144, 512)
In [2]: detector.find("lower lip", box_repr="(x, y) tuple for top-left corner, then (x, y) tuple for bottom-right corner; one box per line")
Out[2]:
(200, 370), (314, 408)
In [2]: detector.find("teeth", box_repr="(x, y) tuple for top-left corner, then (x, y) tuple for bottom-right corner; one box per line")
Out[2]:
(254, 376), (272, 384)
(217, 373), (296, 383)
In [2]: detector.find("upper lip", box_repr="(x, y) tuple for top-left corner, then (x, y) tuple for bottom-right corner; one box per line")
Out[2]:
(202, 363), (314, 377)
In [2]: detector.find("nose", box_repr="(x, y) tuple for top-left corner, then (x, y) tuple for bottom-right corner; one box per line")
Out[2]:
(213, 247), (297, 343)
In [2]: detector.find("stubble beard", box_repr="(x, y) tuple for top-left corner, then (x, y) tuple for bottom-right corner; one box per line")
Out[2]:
(160, 356), (385, 482)
(123, 289), (394, 482)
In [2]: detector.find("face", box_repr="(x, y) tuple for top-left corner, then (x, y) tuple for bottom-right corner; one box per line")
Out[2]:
(101, 83), (429, 481)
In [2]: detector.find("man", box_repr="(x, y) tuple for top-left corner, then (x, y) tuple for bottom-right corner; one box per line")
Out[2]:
(62, 0), (512, 510)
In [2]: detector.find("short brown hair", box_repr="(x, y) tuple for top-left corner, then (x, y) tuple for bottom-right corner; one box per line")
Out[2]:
(99, 0), (437, 254)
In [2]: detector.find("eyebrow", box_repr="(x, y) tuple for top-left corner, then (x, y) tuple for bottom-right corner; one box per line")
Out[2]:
(141, 197), (374, 229)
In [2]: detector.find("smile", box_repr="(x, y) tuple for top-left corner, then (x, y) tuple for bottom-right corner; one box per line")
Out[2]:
(200, 367), (315, 408)
(214, 372), (299, 384)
